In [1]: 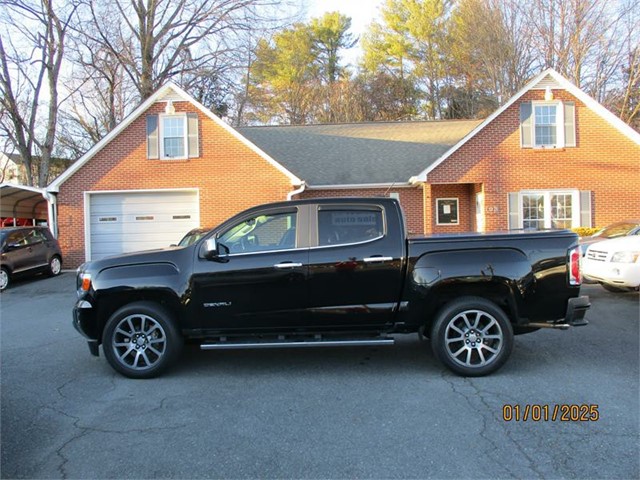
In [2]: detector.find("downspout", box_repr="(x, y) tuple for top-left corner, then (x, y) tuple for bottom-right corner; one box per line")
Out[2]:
(43, 190), (58, 237)
(287, 182), (306, 201)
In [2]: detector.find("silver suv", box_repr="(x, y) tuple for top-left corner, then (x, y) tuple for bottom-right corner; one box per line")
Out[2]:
(0, 226), (62, 291)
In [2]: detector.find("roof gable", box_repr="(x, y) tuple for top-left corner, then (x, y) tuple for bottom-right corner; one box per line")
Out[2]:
(48, 83), (301, 191)
(414, 68), (640, 182)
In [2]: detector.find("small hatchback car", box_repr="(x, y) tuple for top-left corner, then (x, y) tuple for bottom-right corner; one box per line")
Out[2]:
(0, 226), (62, 291)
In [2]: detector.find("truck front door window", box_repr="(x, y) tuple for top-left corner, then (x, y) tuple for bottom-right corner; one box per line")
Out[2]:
(219, 211), (297, 254)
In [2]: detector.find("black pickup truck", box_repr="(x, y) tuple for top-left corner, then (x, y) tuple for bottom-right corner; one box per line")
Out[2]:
(73, 198), (589, 378)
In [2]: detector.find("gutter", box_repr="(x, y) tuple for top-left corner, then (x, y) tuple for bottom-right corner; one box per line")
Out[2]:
(287, 182), (306, 200)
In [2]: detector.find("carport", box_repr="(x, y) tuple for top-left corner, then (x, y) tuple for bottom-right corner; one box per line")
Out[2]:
(0, 183), (57, 234)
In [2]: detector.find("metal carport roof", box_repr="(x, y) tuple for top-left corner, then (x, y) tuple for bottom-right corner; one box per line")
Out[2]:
(0, 183), (51, 221)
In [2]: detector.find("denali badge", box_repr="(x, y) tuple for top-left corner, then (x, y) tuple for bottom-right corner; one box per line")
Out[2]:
(203, 302), (232, 308)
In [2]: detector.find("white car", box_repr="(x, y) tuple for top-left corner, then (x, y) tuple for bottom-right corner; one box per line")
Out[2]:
(583, 236), (640, 292)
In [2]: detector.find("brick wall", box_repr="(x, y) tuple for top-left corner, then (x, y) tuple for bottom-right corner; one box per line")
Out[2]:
(297, 186), (425, 235)
(426, 89), (640, 232)
(57, 101), (294, 267)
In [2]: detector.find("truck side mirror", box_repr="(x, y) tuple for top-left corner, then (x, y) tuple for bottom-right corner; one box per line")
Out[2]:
(204, 238), (218, 258)
(204, 238), (229, 262)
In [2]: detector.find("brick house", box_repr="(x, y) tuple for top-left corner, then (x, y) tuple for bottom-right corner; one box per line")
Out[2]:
(48, 68), (640, 268)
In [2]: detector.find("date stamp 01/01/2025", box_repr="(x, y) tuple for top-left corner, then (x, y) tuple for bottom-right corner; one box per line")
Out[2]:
(502, 404), (600, 422)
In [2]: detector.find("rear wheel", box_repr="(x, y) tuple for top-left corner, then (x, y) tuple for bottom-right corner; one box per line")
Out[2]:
(431, 297), (514, 377)
(0, 267), (9, 292)
(47, 255), (62, 276)
(103, 301), (183, 379)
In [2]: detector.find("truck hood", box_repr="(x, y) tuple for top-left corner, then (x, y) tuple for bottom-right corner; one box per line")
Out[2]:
(82, 246), (186, 272)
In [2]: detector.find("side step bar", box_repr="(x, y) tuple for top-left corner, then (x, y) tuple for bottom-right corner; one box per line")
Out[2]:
(201, 337), (395, 350)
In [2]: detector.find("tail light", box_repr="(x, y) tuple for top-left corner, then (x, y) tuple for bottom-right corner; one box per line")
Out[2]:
(569, 247), (581, 286)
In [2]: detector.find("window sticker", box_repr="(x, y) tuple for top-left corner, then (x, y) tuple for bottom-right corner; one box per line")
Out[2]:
(330, 211), (378, 226)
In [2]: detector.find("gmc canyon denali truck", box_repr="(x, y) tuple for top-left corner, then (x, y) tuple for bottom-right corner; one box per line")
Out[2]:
(73, 198), (589, 378)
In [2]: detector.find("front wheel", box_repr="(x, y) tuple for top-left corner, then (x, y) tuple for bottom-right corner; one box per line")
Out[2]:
(431, 297), (514, 377)
(103, 301), (183, 379)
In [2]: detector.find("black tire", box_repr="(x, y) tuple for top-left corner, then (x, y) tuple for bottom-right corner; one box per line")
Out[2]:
(0, 267), (9, 292)
(47, 255), (62, 277)
(430, 296), (514, 377)
(103, 301), (183, 379)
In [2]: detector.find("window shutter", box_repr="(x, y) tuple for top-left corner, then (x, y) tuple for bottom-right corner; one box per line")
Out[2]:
(508, 193), (520, 230)
(146, 115), (159, 159)
(187, 113), (199, 158)
(564, 102), (576, 147)
(580, 191), (592, 227)
(520, 103), (532, 148)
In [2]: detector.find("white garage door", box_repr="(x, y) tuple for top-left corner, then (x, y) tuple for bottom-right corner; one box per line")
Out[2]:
(89, 190), (200, 260)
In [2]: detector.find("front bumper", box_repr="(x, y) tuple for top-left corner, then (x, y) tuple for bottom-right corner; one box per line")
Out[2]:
(73, 300), (100, 356)
(583, 259), (640, 288)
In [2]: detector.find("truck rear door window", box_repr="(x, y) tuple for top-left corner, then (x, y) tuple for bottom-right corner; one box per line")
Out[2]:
(318, 209), (384, 246)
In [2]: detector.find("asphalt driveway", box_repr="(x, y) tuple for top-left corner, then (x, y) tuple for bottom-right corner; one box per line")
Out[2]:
(1, 273), (638, 479)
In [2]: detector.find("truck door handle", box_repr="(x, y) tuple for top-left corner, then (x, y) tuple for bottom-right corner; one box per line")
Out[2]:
(274, 262), (303, 269)
(363, 256), (394, 263)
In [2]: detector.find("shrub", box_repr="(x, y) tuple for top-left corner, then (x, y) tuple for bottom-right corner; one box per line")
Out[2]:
(572, 227), (600, 237)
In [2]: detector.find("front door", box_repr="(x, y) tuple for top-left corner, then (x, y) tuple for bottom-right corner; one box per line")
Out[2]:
(191, 207), (309, 332)
(306, 204), (405, 329)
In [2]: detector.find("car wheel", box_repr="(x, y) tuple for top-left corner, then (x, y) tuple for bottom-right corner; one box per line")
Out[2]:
(47, 255), (62, 276)
(103, 301), (183, 379)
(0, 267), (9, 292)
(431, 296), (514, 377)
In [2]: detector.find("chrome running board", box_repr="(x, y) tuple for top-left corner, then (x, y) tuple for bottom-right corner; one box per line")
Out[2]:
(200, 337), (394, 350)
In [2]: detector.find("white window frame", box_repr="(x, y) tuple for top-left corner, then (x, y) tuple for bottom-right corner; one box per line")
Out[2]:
(436, 198), (459, 226)
(532, 101), (565, 149)
(159, 113), (188, 160)
(518, 190), (580, 229)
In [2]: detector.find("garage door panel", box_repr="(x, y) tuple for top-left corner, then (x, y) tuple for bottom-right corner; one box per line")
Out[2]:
(89, 191), (199, 260)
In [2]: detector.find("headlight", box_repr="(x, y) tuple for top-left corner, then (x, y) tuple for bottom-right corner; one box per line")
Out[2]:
(77, 272), (92, 294)
(611, 251), (640, 263)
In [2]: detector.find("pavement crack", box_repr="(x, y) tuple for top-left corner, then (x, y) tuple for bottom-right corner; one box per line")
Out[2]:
(439, 371), (544, 479)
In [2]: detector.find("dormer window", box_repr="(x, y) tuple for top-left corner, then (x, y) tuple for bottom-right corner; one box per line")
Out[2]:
(146, 111), (199, 160)
(533, 103), (559, 147)
(161, 115), (187, 159)
(520, 100), (575, 149)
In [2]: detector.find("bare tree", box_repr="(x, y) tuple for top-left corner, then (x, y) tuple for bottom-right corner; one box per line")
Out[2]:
(0, 0), (77, 186)
(80, 0), (285, 101)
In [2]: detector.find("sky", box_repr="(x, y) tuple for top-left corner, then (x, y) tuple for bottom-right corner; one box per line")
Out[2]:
(304, 0), (385, 65)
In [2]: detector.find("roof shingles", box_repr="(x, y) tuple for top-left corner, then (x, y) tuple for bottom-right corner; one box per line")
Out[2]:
(238, 120), (481, 186)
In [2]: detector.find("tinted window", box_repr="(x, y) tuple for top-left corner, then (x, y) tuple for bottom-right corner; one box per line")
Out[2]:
(25, 229), (46, 245)
(219, 211), (297, 254)
(5, 231), (28, 247)
(318, 209), (384, 246)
